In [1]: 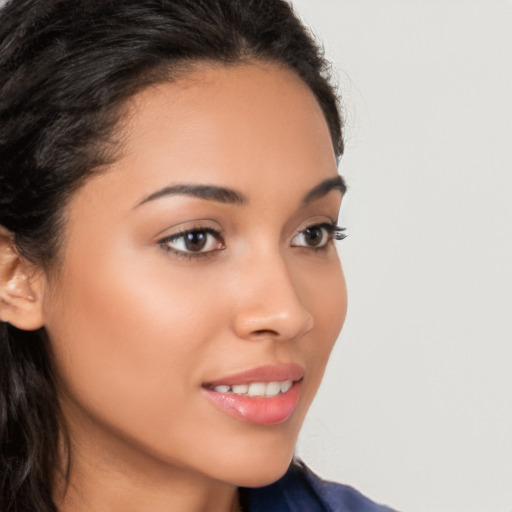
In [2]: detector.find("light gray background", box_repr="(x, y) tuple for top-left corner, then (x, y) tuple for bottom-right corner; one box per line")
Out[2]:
(291, 1), (512, 512)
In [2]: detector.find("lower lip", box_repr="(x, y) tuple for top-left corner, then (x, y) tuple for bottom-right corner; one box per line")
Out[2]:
(202, 381), (301, 425)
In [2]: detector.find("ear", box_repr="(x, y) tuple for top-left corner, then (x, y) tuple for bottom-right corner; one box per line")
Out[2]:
(0, 227), (45, 330)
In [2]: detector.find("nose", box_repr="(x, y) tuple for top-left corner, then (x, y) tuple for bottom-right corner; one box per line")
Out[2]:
(230, 252), (314, 342)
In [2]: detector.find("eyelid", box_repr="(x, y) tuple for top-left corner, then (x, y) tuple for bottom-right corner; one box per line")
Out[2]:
(152, 218), (222, 240)
(156, 224), (225, 260)
(293, 216), (345, 237)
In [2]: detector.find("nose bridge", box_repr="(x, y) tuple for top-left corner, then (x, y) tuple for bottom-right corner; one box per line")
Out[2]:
(231, 243), (314, 341)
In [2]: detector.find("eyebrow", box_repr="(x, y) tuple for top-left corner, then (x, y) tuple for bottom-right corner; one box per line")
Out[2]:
(301, 175), (346, 205)
(136, 184), (247, 207)
(135, 175), (346, 209)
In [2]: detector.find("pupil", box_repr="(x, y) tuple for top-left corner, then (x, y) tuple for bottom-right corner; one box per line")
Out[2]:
(185, 232), (207, 251)
(305, 227), (323, 246)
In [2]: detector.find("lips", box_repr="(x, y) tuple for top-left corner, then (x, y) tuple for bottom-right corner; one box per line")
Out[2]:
(202, 364), (303, 425)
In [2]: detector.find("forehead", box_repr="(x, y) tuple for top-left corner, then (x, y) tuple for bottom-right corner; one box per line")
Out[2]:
(109, 62), (337, 197)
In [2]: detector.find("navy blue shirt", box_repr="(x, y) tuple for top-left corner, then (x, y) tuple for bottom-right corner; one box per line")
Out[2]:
(240, 459), (397, 512)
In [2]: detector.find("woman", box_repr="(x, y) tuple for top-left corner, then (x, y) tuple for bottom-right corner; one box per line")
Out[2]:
(0, 0), (395, 510)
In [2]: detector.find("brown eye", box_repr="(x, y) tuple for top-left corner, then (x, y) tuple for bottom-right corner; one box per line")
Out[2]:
(303, 226), (326, 247)
(291, 224), (331, 249)
(160, 228), (223, 255)
(183, 231), (208, 251)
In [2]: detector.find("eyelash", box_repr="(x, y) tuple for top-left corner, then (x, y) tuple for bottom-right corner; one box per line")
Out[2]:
(158, 223), (347, 261)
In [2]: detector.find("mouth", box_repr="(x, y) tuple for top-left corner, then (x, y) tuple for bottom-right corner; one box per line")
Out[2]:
(207, 379), (294, 397)
(202, 364), (303, 425)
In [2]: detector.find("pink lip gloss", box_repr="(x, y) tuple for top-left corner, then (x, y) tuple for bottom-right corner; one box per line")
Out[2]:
(202, 364), (303, 425)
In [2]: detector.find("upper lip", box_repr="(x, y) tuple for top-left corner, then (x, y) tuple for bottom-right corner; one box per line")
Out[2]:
(203, 363), (304, 388)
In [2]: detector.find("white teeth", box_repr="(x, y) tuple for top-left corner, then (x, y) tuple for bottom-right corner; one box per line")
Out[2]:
(231, 384), (249, 394)
(280, 380), (293, 393)
(211, 380), (295, 396)
(247, 382), (266, 397)
(265, 381), (282, 396)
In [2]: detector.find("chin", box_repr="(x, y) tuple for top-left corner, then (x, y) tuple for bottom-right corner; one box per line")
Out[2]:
(214, 443), (296, 489)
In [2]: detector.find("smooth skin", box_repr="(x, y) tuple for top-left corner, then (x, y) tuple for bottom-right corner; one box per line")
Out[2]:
(0, 63), (347, 512)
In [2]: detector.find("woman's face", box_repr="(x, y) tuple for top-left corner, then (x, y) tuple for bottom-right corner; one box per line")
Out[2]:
(41, 63), (347, 487)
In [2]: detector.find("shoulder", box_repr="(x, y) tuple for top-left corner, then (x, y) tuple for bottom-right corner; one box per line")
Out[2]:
(240, 458), (398, 512)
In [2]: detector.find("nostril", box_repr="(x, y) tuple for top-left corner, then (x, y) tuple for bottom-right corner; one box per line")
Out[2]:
(252, 329), (279, 337)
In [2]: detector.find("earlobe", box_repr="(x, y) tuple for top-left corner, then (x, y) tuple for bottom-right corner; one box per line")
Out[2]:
(0, 227), (45, 330)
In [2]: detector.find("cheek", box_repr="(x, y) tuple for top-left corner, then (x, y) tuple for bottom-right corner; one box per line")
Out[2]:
(320, 262), (347, 349)
(302, 254), (347, 343)
(294, 257), (347, 408)
(42, 244), (228, 429)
